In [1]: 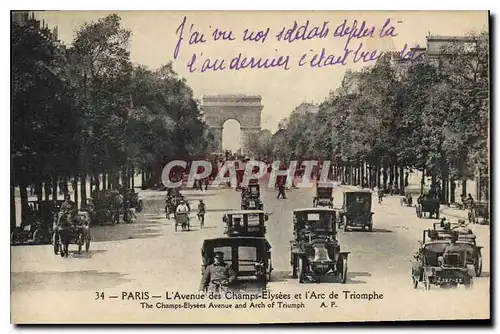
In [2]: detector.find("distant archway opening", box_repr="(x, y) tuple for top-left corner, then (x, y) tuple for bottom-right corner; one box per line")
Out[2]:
(222, 119), (241, 155)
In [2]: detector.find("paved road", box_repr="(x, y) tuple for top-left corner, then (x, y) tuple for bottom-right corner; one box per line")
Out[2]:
(11, 182), (490, 323)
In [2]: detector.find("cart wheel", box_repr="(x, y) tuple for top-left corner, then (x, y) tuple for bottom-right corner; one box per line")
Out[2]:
(475, 253), (483, 277)
(298, 257), (304, 283)
(291, 254), (298, 278)
(52, 233), (59, 255)
(33, 229), (43, 244)
(339, 254), (348, 284)
(267, 259), (272, 282)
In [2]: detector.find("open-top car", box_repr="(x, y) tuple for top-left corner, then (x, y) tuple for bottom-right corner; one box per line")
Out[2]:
(223, 210), (268, 237)
(411, 230), (475, 290)
(416, 194), (440, 219)
(201, 237), (273, 291)
(313, 182), (334, 208)
(339, 190), (373, 232)
(290, 208), (349, 283)
(241, 180), (263, 210)
(426, 223), (482, 276)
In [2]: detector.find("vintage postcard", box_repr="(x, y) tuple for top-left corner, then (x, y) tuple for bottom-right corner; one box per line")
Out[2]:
(10, 10), (490, 324)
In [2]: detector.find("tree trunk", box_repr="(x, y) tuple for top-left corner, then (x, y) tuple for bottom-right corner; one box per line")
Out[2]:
(52, 174), (58, 203)
(102, 173), (107, 191)
(44, 181), (50, 201)
(62, 177), (69, 198)
(11, 185), (16, 232)
(376, 164), (381, 188)
(141, 169), (146, 189)
(35, 181), (43, 202)
(420, 168), (426, 195)
(131, 166), (135, 189)
(399, 167), (405, 195)
(450, 178), (456, 204)
(19, 184), (29, 225)
(461, 179), (467, 197)
(72, 177), (78, 210)
(382, 166), (388, 191)
(80, 174), (87, 207)
(95, 174), (100, 192)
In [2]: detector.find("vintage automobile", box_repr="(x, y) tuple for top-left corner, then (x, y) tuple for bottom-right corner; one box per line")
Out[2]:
(223, 210), (268, 238)
(53, 211), (91, 257)
(468, 201), (489, 225)
(339, 190), (374, 232)
(11, 200), (64, 245)
(241, 181), (263, 210)
(313, 182), (334, 208)
(427, 223), (483, 276)
(411, 230), (475, 290)
(415, 195), (440, 219)
(91, 190), (121, 225)
(200, 236), (273, 291)
(290, 208), (349, 283)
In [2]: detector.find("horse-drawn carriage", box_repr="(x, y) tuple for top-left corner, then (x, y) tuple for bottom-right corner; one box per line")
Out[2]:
(11, 200), (64, 245)
(468, 201), (489, 225)
(415, 195), (440, 219)
(313, 182), (334, 208)
(53, 210), (91, 257)
(201, 237), (273, 292)
(223, 210), (268, 237)
(290, 208), (349, 283)
(241, 180), (263, 210)
(411, 230), (475, 290)
(339, 190), (374, 232)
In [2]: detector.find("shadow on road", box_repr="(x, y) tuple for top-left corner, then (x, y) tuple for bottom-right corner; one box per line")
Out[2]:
(269, 270), (291, 282)
(67, 249), (107, 259)
(11, 270), (133, 291)
(343, 228), (393, 233)
(90, 222), (164, 242)
(480, 271), (490, 278)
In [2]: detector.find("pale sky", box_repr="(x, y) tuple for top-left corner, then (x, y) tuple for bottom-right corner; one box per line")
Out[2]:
(35, 10), (488, 138)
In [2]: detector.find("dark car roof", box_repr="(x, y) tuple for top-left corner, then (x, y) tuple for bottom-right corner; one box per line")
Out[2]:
(202, 237), (269, 249)
(344, 189), (372, 194)
(225, 210), (266, 215)
(293, 208), (336, 213)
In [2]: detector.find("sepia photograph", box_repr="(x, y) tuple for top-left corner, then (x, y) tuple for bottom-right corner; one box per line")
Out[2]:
(10, 10), (490, 324)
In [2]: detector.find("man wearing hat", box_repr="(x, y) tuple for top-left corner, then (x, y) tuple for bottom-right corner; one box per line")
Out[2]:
(438, 232), (464, 267)
(199, 251), (236, 292)
(452, 219), (474, 235)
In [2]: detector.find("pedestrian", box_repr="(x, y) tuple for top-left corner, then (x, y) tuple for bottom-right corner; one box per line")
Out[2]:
(277, 183), (286, 199)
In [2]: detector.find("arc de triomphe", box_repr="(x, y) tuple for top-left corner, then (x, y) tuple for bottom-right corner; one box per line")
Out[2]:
(201, 95), (263, 154)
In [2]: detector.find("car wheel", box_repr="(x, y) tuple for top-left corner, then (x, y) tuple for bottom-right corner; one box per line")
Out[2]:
(475, 253), (483, 277)
(298, 257), (304, 283)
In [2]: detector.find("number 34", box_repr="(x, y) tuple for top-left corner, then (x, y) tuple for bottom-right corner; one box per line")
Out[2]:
(95, 292), (104, 300)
